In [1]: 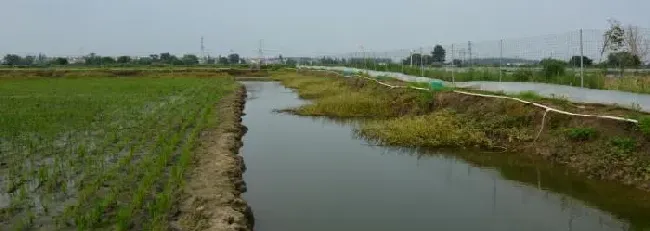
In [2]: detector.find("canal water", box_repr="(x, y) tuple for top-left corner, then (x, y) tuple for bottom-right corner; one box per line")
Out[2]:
(241, 81), (648, 231)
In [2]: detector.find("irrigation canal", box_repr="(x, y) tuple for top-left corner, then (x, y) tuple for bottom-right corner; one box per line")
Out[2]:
(240, 81), (647, 231)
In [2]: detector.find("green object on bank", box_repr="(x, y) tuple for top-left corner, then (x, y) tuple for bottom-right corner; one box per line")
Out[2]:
(429, 80), (444, 90)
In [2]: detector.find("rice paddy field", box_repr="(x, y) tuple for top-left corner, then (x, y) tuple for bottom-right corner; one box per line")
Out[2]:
(0, 75), (236, 230)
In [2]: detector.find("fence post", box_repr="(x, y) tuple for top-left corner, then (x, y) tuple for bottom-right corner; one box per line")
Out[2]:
(420, 47), (424, 77)
(580, 29), (584, 88)
(499, 39), (503, 82)
(401, 50), (405, 74)
(451, 44), (455, 84)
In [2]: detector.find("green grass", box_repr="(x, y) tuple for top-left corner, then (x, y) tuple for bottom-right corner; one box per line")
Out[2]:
(0, 76), (235, 230)
(639, 116), (650, 137)
(273, 71), (435, 117)
(564, 127), (598, 141)
(357, 110), (491, 148)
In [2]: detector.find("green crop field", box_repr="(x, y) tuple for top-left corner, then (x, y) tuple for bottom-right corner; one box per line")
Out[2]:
(0, 76), (236, 230)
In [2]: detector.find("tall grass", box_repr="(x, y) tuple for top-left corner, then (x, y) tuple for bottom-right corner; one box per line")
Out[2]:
(273, 71), (434, 117)
(358, 110), (491, 148)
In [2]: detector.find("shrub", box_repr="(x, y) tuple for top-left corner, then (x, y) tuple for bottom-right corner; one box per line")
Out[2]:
(516, 91), (542, 100)
(565, 127), (598, 141)
(609, 137), (636, 152)
(512, 68), (534, 82)
(540, 58), (567, 80)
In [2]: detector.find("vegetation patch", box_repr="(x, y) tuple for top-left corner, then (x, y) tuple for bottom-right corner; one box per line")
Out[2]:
(609, 137), (637, 153)
(358, 110), (491, 148)
(638, 116), (650, 137)
(564, 127), (598, 141)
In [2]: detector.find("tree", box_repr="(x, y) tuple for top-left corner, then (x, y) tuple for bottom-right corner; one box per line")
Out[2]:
(84, 53), (102, 65)
(218, 56), (229, 65)
(228, 53), (240, 64)
(239, 58), (247, 64)
(286, 58), (297, 66)
(101, 56), (116, 65)
(149, 54), (159, 62)
(160, 52), (173, 64)
(540, 58), (567, 79)
(625, 25), (650, 63)
(136, 57), (153, 65)
(170, 57), (183, 65)
(601, 19), (625, 60)
(403, 53), (423, 66)
(431, 45), (446, 63)
(181, 54), (199, 65)
(607, 52), (641, 68)
(422, 54), (433, 65)
(569, 56), (593, 66)
(206, 56), (216, 64)
(278, 54), (284, 64)
(51, 57), (69, 65)
(452, 59), (463, 67)
(3, 54), (23, 66)
(36, 53), (48, 65)
(116, 56), (131, 64)
(23, 56), (35, 66)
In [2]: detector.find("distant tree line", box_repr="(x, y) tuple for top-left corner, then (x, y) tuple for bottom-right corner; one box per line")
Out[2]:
(1, 52), (247, 66)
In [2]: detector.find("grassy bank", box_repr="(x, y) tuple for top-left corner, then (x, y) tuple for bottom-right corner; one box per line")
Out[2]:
(339, 64), (650, 94)
(0, 74), (237, 230)
(273, 70), (650, 192)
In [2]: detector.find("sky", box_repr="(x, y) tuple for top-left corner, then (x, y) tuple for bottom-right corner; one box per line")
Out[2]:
(1, 0), (649, 58)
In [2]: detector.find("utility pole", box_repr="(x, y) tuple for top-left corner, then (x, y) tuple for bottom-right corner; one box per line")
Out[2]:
(361, 45), (368, 74)
(499, 39), (503, 82)
(451, 44), (455, 83)
(257, 39), (263, 70)
(385, 52), (389, 72)
(580, 29), (584, 88)
(468, 41), (472, 67)
(420, 47), (424, 77)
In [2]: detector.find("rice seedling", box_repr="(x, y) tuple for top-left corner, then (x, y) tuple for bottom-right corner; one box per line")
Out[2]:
(0, 74), (235, 230)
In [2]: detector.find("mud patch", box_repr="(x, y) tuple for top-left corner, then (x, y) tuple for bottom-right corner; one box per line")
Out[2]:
(174, 85), (253, 231)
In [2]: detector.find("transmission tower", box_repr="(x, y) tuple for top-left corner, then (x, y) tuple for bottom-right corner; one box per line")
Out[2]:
(252, 39), (280, 69)
(468, 41), (472, 67)
(258, 39), (263, 69)
(200, 36), (205, 62)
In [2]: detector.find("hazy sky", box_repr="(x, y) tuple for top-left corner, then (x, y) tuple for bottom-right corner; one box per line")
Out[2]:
(2, 0), (649, 57)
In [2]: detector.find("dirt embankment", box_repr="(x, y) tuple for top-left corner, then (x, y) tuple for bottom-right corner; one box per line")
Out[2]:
(173, 85), (253, 231)
(434, 91), (650, 190)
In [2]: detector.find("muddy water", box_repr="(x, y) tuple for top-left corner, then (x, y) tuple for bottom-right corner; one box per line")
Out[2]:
(241, 81), (649, 231)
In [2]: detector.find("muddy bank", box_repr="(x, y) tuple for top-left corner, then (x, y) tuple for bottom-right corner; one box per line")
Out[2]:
(274, 71), (650, 191)
(174, 85), (253, 231)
